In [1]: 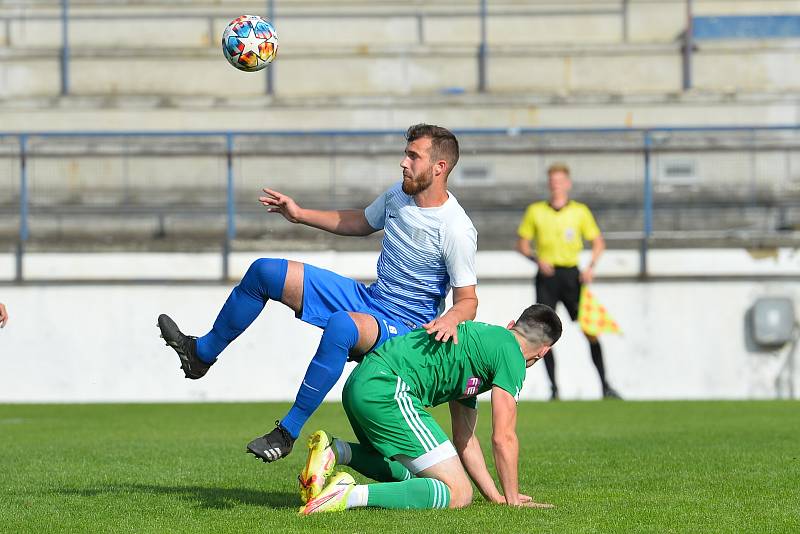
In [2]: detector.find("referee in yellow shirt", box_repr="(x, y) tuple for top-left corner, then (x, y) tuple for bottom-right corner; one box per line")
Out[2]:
(516, 163), (620, 400)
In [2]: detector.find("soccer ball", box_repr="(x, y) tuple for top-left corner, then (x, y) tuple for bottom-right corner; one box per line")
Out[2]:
(221, 15), (278, 72)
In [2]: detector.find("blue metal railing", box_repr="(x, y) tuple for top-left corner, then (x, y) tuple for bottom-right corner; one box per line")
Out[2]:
(3, 124), (799, 283)
(60, 0), (69, 96)
(641, 131), (653, 276)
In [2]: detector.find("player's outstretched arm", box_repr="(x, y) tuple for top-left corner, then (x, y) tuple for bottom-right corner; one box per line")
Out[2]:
(259, 188), (377, 236)
(489, 389), (554, 509)
(449, 400), (504, 504)
(0, 302), (7, 328)
(490, 386), (523, 505)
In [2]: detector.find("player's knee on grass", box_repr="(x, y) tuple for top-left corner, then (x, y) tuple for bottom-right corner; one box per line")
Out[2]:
(446, 478), (473, 509)
(416, 455), (473, 509)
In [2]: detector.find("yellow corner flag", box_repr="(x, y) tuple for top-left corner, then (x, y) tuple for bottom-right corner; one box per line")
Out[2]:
(578, 286), (621, 336)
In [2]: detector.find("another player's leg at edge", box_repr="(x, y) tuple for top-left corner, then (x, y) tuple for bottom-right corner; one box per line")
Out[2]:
(157, 258), (386, 464)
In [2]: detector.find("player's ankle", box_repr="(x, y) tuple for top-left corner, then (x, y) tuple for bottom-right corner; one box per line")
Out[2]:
(333, 438), (352, 465)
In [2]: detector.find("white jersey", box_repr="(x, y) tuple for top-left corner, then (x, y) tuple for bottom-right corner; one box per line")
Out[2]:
(364, 182), (477, 326)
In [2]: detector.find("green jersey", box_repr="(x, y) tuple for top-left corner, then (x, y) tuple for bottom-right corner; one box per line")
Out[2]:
(370, 321), (527, 409)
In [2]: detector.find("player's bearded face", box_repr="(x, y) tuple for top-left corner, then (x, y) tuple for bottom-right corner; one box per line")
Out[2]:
(402, 161), (434, 195)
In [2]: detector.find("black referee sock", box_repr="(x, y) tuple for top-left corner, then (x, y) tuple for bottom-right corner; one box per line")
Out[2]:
(589, 341), (608, 389)
(543, 351), (557, 391)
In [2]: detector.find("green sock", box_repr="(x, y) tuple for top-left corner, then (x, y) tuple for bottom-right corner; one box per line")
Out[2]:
(366, 478), (450, 510)
(344, 441), (412, 482)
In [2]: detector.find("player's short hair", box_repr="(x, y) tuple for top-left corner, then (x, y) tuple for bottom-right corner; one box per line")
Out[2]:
(512, 304), (562, 348)
(406, 123), (460, 176)
(547, 162), (571, 177)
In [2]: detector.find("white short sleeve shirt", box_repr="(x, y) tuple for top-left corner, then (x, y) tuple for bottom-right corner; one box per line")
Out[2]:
(364, 182), (478, 325)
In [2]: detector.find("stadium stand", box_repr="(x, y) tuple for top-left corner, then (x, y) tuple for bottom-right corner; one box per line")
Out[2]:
(1, 0), (800, 127)
(1, 0), (799, 256)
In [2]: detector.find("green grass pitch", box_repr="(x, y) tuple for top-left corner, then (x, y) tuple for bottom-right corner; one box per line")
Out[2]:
(1, 401), (798, 533)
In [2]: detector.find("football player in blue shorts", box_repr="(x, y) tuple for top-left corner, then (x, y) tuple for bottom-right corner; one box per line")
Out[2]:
(157, 124), (478, 463)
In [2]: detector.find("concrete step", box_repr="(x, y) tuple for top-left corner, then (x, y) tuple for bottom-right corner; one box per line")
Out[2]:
(1, 91), (798, 131)
(0, 0), (651, 49)
(2, 39), (800, 98)
(0, 4), (629, 48)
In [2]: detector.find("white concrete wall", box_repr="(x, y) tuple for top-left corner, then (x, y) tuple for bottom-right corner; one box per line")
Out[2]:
(0, 250), (798, 402)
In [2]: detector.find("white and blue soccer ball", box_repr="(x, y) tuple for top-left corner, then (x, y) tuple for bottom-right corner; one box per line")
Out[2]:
(222, 15), (278, 72)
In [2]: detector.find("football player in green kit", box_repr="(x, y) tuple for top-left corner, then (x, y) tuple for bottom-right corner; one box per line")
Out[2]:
(298, 303), (562, 514)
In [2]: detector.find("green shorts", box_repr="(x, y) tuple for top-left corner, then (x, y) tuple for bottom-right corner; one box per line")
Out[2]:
(342, 356), (456, 474)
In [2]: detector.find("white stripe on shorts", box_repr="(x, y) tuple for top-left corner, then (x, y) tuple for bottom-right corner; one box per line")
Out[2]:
(400, 381), (438, 447)
(394, 377), (437, 451)
(401, 381), (439, 450)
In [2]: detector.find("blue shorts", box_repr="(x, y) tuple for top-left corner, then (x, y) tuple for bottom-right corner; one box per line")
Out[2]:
(299, 263), (418, 350)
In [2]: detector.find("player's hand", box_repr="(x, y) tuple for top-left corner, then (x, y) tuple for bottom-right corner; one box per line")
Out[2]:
(580, 267), (595, 284)
(537, 259), (555, 277)
(0, 302), (7, 328)
(488, 494), (506, 505)
(422, 315), (460, 344)
(259, 188), (304, 223)
(500, 493), (554, 508)
(518, 493), (554, 509)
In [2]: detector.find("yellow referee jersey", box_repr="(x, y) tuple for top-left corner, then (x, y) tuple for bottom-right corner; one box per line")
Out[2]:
(517, 200), (600, 267)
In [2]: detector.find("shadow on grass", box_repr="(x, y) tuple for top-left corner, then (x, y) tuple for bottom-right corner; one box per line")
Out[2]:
(56, 483), (297, 510)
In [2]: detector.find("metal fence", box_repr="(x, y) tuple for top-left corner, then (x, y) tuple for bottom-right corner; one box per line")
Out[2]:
(1, 125), (799, 282)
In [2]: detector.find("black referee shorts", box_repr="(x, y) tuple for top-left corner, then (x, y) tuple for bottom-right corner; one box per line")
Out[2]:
(535, 266), (581, 321)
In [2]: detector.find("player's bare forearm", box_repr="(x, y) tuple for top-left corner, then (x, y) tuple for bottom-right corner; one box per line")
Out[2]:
(443, 295), (477, 323)
(259, 188), (375, 236)
(449, 401), (503, 503)
(491, 387), (521, 505)
(461, 434), (504, 503)
(492, 433), (521, 505)
(297, 209), (375, 236)
(424, 285), (477, 344)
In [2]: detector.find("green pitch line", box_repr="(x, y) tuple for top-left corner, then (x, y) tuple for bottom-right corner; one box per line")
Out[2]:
(0, 401), (797, 533)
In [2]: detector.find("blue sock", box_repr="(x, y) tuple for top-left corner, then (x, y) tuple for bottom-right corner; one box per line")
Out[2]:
(195, 258), (288, 363)
(280, 311), (360, 438)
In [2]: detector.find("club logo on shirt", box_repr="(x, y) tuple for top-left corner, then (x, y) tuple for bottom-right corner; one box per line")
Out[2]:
(382, 319), (398, 336)
(564, 227), (576, 241)
(463, 377), (482, 397)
